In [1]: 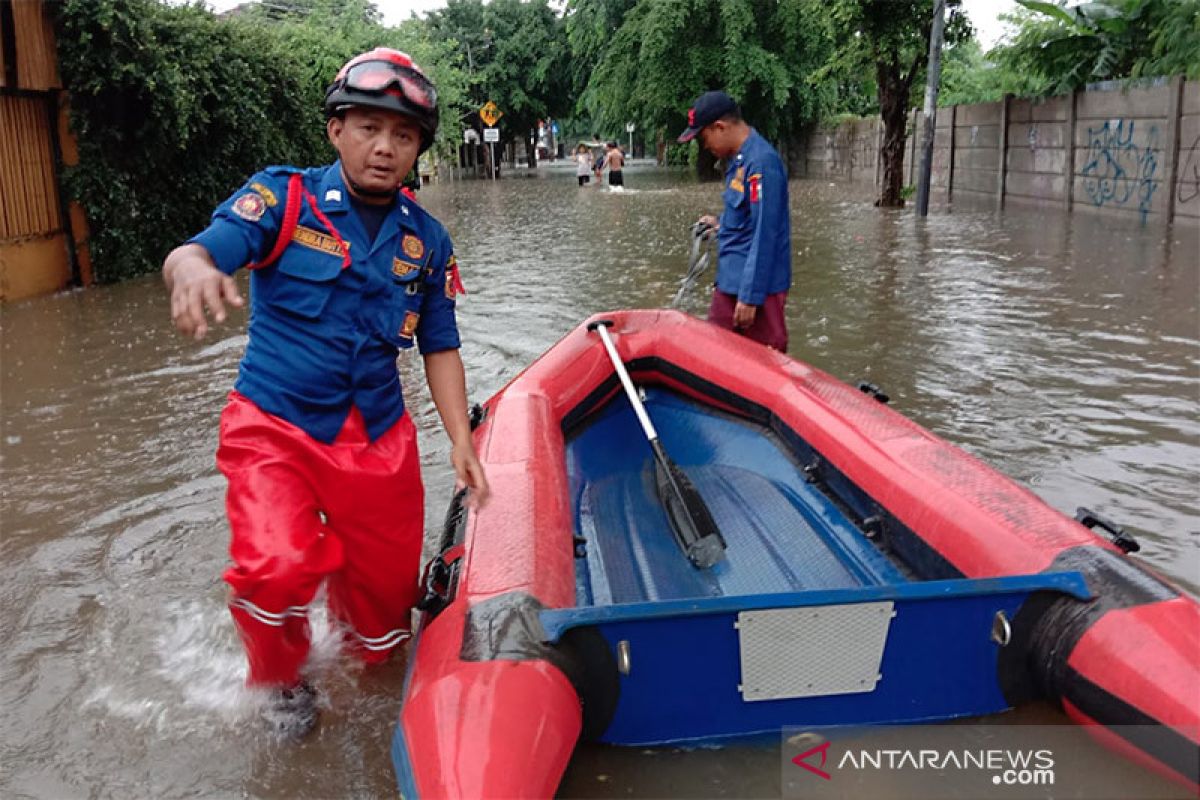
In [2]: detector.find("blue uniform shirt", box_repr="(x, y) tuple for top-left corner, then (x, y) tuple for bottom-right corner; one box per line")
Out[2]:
(715, 128), (792, 305)
(189, 162), (461, 444)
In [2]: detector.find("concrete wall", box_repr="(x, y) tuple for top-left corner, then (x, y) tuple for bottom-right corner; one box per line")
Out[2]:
(1175, 80), (1200, 221)
(804, 118), (879, 182)
(803, 77), (1199, 227)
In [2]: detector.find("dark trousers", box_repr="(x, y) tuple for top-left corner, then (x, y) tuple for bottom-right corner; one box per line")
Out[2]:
(707, 290), (788, 352)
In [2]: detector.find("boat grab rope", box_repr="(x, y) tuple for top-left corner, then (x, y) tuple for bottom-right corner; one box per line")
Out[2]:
(670, 221), (716, 308)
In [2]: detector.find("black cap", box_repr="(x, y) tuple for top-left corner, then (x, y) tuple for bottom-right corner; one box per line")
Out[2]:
(677, 91), (739, 143)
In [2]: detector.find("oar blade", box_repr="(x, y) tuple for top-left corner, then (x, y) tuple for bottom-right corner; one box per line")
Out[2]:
(652, 442), (727, 568)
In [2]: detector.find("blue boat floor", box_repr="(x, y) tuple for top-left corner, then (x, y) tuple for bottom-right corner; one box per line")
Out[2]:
(566, 388), (909, 608)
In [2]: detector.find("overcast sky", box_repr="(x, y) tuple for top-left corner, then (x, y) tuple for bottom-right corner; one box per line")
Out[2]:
(206, 0), (1020, 49)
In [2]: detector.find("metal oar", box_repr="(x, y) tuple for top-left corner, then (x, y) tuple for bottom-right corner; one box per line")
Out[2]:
(588, 320), (727, 568)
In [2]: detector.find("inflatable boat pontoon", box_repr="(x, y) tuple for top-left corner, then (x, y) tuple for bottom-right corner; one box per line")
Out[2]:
(392, 310), (1199, 798)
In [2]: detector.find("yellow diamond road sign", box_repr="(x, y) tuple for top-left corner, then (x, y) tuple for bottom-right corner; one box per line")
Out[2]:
(479, 101), (503, 128)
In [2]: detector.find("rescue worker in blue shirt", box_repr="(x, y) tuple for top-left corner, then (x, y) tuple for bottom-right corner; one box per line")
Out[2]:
(161, 48), (489, 738)
(678, 90), (792, 351)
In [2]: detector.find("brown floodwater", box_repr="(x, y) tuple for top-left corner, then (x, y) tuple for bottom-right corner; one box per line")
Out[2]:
(1, 164), (1196, 798)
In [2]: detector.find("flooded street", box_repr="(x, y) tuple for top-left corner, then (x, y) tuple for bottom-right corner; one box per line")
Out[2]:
(1, 164), (1197, 798)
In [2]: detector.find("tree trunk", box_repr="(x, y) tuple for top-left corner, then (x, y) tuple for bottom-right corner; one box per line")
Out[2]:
(525, 133), (538, 169)
(695, 146), (720, 181)
(876, 61), (914, 207)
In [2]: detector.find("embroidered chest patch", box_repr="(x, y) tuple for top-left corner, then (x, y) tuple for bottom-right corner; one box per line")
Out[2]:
(402, 234), (425, 261)
(399, 310), (420, 339)
(393, 258), (418, 277)
(233, 192), (266, 222)
(292, 225), (350, 256)
(729, 166), (745, 194)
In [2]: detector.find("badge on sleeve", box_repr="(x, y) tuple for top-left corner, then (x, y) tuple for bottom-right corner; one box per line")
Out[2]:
(748, 174), (762, 203)
(445, 254), (467, 299)
(233, 191), (267, 221)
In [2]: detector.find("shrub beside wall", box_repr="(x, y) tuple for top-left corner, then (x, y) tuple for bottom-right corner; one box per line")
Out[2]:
(55, 0), (334, 282)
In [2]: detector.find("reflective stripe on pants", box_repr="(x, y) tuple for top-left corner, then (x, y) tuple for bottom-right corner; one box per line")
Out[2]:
(217, 392), (423, 686)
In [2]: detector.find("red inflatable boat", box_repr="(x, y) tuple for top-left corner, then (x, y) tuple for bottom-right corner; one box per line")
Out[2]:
(392, 309), (1199, 798)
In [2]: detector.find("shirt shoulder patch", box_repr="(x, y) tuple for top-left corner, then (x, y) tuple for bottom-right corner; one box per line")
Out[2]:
(233, 192), (267, 221)
(249, 182), (278, 207)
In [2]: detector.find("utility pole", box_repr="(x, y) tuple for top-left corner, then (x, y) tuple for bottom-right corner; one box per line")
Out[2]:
(916, 0), (946, 217)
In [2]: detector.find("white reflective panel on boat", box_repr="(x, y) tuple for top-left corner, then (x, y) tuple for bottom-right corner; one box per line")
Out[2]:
(737, 602), (893, 701)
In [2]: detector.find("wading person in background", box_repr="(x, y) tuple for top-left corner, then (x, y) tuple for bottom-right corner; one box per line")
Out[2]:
(678, 91), (791, 351)
(160, 48), (489, 738)
(604, 141), (625, 190)
(574, 142), (593, 186)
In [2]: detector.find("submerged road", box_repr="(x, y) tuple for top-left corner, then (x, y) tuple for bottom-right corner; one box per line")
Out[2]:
(2, 166), (1196, 797)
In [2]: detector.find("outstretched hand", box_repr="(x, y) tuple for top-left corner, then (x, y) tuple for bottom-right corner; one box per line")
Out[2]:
(164, 244), (244, 340)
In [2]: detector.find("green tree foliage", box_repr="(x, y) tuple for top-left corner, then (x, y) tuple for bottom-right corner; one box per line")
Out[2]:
(56, 0), (319, 282)
(54, 0), (470, 282)
(427, 0), (571, 166)
(989, 0), (1199, 97)
(567, 0), (835, 174)
(937, 38), (1005, 106)
(822, 0), (971, 206)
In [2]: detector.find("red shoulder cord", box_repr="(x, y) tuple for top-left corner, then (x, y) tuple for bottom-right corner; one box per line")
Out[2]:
(247, 173), (351, 270)
(301, 189), (352, 269)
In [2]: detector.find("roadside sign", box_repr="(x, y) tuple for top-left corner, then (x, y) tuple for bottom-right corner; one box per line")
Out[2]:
(483, 127), (500, 143)
(625, 122), (635, 133)
(464, 129), (479, 143)
(480, 101), (503, 127)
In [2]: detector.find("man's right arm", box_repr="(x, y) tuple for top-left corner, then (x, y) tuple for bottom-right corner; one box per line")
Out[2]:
(163, 244), (244, 341)
(163, 169), (291, 340)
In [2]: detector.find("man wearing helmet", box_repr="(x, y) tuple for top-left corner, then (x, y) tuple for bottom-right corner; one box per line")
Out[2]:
(160, 49), (489, 738)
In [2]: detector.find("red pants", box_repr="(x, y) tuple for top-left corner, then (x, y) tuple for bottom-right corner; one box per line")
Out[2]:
(708, 290), (789, 352)
(216, 392), (423, 686)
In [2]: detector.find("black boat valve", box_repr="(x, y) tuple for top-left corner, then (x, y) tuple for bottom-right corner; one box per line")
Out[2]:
(469, 403), (487, 430)
(857, 382), (890, 404)
(1075, 507), (1141, 554)
(861, 515), (884, 540)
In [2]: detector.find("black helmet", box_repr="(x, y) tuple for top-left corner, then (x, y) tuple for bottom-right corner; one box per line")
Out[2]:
(324, 48), (439, 153)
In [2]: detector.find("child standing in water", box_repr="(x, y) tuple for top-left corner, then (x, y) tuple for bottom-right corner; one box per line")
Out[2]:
(574, 143), (592, 186)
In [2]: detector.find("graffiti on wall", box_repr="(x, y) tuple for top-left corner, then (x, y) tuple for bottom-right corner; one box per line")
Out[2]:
(1178, 135), (1199, 207)
(1080, 119), (1159, 222)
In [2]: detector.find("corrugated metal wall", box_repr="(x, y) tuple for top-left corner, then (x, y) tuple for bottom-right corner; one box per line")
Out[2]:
(1, 0), (83, 301)
(0, 93), (61, 239)
(10, 0), (59, 90)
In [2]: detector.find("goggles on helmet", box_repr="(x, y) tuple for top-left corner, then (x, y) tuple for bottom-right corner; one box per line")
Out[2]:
(338, 60), (437, 111)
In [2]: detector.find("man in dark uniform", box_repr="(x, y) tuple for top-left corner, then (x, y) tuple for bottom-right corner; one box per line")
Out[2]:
(161, 48), (489, 737)
(678, 90), (791, 351)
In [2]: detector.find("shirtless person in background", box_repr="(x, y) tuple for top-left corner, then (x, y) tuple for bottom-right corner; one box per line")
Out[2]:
(604, 141), (625, 190)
